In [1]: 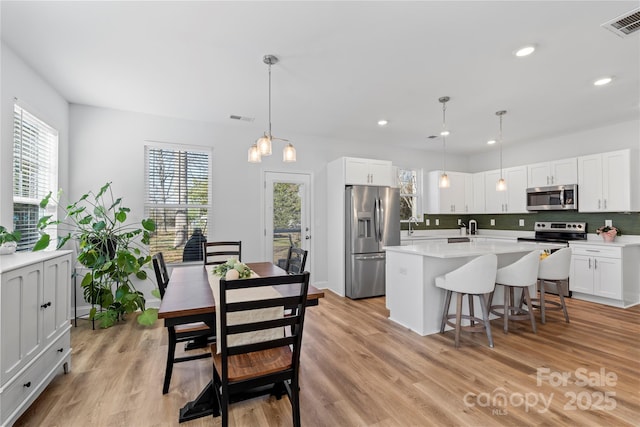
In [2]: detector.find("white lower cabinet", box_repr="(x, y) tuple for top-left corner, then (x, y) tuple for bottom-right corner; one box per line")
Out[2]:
(569, 244), (639, 307)
(0, 251), (72, 427)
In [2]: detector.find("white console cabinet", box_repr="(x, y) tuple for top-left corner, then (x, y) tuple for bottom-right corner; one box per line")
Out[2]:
(0, 251), (72, 426)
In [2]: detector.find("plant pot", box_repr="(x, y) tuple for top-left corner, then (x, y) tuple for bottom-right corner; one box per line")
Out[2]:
(0, 242), (17, 255)
(602, 232), (616, 242)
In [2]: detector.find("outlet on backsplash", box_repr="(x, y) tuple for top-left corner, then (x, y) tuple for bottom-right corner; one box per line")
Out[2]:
(605, 219), (612, 227)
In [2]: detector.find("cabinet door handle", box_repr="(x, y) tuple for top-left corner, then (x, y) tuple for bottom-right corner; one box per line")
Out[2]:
(594, 259), (598, 269)
(58, 348), (64, 353)
(586, 249), (600, 253)
(23, 381), (31, 388)
(598, 199), (601, 209)
(604, 199), (607, 209)
(547, 176), (550, 185)
(551, 176), (554, 184)
(41, 301), (52, 309)
(588, 258), (591, 269)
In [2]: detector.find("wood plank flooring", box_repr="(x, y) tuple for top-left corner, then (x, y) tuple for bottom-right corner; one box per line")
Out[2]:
(16, 292), (640, 426)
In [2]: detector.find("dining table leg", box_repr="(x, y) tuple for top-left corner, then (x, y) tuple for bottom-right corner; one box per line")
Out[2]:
(178, 380), (220, 423)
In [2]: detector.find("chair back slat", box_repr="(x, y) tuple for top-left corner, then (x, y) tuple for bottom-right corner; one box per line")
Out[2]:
(228, 336), (296, 356)
(284, 247), (308, 274)
(152, 252), (169, 299)
(203, 241), (241, 265)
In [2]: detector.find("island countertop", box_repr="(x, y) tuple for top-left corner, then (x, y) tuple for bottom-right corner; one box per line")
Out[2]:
(385, 240), (561, 259)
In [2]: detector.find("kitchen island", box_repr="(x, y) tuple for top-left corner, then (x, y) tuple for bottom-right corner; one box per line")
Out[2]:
(384, 241), (558, 336)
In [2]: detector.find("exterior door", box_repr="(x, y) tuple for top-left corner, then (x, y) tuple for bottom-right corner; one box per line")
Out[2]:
(264, 172), (311, 270)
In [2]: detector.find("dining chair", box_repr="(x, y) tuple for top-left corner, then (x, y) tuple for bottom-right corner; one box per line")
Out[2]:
(203, 241), (242, 265)
(489, 250), (540, 334)
(435, 254), (497, 348)
(212, 272), (311, 427)
(152, 253), (214, 394)
(284, 246), (308, 274)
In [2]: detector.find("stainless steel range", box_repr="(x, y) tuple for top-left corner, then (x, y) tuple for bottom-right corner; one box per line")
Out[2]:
(517, 221), (587, 297)
(517, 221), (587, 245)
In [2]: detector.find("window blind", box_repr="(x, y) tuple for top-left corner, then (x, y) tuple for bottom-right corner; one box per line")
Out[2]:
(144, 144), (211, 263)
(13, 104), (58, 251)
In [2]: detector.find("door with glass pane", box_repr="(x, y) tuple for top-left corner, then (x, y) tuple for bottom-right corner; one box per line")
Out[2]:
(264, 172), (311, 271)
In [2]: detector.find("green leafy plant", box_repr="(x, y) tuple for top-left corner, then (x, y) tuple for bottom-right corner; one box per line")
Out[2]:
(0, 226), (21, 245)
(212, 258), (252, 279)
(35, 182), (157, 328)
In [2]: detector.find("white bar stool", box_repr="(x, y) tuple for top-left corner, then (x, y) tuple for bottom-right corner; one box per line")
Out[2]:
(436, 254), (498, 348)
(537, 247), (572, 323)
(489, 251), (540, 334)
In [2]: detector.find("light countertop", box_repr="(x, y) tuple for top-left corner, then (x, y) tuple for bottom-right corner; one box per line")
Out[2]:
(385, 240), (561, 259)
(0, 250), (73, 273)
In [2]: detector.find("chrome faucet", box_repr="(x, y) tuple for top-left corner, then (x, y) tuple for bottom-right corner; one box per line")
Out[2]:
(408, 216), (420, 236)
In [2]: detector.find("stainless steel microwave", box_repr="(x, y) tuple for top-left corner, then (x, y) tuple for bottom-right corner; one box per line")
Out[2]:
(526, 184), (578, 211)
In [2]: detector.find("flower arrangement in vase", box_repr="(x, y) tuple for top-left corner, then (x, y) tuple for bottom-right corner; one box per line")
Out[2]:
(596, 225), (620, 242)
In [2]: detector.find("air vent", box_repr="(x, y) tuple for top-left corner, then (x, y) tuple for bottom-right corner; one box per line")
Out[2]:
(229, 115), (255, 122)
(601, 7), (640, 38)
(427, 135), (438, 139)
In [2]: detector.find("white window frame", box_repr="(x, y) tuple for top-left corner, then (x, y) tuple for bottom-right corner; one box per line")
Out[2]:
(144, 141), (213, 264)
(12, 103), (59, 251)
(397, 167), (423, 222)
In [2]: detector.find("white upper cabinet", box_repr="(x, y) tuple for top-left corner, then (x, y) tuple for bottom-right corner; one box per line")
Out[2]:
(578, 149), (637, 212)
(484, 166), (527, 213)
(344, 157), (394, 186)
(471, 172), (486, 213)
(527, 158), (577, 187)
(425, 171), (470, 213)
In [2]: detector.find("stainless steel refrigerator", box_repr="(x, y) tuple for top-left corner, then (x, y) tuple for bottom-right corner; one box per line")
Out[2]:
(345, 186), (400, 299)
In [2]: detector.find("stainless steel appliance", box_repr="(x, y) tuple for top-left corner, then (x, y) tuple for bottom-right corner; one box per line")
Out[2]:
(345, 186), (400, 299)
(517, 221), (587, 296)
(526, 184), (578, 211)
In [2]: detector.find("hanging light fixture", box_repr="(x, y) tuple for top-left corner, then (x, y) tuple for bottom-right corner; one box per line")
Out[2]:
(438, 96), (451, 188)
(248, 54), (296, 163)
(496, 110), (507, 191)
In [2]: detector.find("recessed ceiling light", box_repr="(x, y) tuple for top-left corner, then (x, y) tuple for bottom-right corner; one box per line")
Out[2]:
(377, 120), (388, 126)
(440, 130), (450, 136)
(593, 76), (613, 86)
(487, 139), (496, 145)
(514, 45), (536, 57)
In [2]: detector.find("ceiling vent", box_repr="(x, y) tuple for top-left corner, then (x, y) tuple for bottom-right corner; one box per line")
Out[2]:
(427, 135), (438, 139)
(601, 7), (640, 38)
(229, 114), (254, 122)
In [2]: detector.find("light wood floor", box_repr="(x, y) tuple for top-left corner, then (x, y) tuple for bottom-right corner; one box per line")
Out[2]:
(16, 292), (640, 426)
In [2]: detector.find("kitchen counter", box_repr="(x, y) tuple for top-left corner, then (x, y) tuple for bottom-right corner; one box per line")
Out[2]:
(384, 241), (544, 336)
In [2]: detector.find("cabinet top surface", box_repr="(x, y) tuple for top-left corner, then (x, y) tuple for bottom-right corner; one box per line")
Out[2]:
(0, 250), (73, 273)
(385, 241), (560, 259)
(569, 239), (640, 248)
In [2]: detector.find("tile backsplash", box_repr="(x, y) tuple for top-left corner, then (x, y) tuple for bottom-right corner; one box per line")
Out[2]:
(403, 211), (640, 235)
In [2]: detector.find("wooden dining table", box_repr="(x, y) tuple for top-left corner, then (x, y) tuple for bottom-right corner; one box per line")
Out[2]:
(158, 262), (324, 423)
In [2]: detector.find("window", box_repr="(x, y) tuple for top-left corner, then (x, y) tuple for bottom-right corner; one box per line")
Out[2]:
(13, 104), (58, 251)
(145, 143), (211, 263)
(397, 168), (421, 221)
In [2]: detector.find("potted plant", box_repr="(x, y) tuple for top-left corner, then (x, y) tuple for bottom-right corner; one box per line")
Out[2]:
(34, 182), (158, 328)
(0, 226), (21, 255)
(596, 225), (621, 242)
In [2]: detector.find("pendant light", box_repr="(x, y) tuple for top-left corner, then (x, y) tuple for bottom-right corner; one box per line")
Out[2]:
(248, 54), (296, 163)
(496, 110), (507, 191)
(438, 96), (450, 188)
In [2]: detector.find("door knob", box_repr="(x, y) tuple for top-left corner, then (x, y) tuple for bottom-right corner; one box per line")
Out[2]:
(305, 235), (311, 240)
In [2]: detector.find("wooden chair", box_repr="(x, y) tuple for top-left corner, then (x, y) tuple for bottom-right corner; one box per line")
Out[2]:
(435, 254), (497, 348)
(203, 241), (242, 265)
(152, 253), (214, 394)
(284, 246), (308, 274)
(212, 272), (311, 427)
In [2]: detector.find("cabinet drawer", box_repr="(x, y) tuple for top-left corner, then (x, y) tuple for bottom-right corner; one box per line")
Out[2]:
(570, 245), (621, 258)
(0, 331), (70, 426)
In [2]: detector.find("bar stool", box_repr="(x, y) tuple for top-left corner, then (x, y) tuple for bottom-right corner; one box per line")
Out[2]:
(489, 251), (540, 334)
(436, 254), (498, 348)
(536, 247), (572, 324)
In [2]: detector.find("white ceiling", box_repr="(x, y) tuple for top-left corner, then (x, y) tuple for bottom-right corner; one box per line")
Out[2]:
(1, 1), (638, 155)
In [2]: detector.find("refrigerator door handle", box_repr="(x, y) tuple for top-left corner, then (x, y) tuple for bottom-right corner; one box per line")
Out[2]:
(378, 197), (384, 241)
(373, 198), (380, 242)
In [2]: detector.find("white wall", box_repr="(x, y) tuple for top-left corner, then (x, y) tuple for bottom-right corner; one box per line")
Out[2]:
(68, 104), (466, 300)
(467, 119), (640, 172)
(0, 42), (69, 227)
